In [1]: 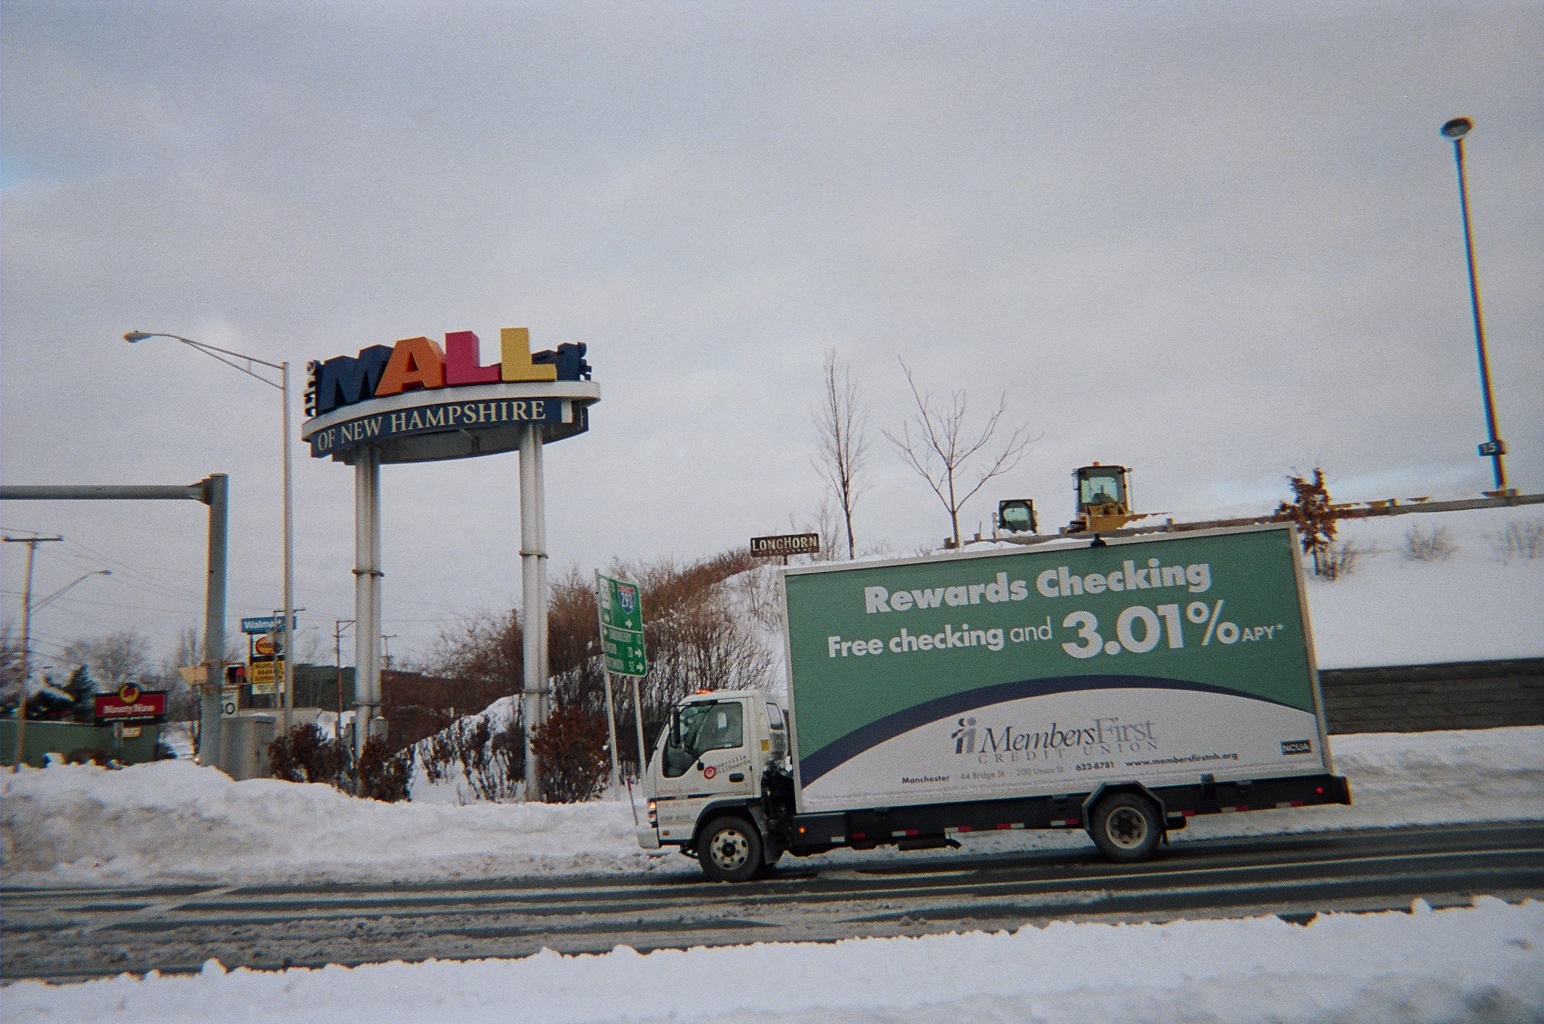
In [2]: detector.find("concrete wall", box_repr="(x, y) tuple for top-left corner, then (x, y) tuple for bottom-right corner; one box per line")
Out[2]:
(1320, 658), (1544, 734)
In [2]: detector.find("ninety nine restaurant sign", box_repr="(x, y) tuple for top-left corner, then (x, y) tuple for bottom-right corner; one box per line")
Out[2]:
(94, 685), (167, 725)
(301, 327), (600, 466)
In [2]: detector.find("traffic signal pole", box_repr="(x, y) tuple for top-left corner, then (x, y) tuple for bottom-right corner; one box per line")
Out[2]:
(0, 478), (229, 767)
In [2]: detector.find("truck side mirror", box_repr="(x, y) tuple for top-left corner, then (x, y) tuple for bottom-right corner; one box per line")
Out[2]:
(670, 708), (682, 749)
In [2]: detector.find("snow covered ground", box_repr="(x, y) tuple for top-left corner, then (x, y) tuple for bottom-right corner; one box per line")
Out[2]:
(3, 727), (1541, 888)
(1300, 505), (1543, 668)
(3, 728), (1542, 1021)
(3, 898), (1540, 1024)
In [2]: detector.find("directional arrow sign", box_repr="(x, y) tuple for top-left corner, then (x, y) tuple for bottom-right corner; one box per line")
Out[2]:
(597, 572), (647, 677)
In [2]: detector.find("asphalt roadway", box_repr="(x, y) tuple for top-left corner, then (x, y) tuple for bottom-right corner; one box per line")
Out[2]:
(3, 821), (1540, 983)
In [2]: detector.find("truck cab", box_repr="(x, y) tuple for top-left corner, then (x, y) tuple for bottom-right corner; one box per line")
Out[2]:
(639, 690), (790, 880)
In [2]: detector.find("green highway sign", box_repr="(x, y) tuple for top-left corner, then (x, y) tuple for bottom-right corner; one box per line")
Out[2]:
(597, 572), (648, 677)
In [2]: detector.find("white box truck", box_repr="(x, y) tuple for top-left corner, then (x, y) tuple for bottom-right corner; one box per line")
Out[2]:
(638, 524), (1351, 881)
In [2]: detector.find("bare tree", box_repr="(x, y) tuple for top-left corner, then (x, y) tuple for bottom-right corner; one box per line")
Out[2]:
(884, 360), (1036, 548)
(813, 350), (870, 560)
(786, 499), (841, 563)
(62, 630), (154, 691)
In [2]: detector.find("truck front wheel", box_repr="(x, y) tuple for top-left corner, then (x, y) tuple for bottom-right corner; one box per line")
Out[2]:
(1089, 793), (1162, 862)
(697, 816), (763, 883)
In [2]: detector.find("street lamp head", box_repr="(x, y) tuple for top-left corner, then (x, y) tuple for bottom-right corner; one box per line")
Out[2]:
(1441, 117), (1473, 140)
(124, 330), (153, 343)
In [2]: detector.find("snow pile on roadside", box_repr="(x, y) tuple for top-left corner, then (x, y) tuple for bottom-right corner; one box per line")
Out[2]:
(4, 899), (1540, 1024)
(3, 727), (1540, 888)
(0, 758), (671, 887)
(1305, 505), (1543, 668)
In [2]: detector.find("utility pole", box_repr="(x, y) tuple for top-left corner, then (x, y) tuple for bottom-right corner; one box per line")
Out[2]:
(4, 534), (63, 771)
(380, 634), (397, 671)
(334, 619), (354, 744)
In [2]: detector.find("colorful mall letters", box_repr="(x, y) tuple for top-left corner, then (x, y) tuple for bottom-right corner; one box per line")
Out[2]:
(307, 329), (590, 417)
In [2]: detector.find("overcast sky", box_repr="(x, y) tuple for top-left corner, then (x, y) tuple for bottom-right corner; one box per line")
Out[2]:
(3, 1), (1540, 672)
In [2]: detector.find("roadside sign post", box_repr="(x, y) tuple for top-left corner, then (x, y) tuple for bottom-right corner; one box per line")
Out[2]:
(597, 572), (649, 788)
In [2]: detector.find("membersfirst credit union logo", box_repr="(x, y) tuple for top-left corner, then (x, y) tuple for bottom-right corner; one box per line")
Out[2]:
(306, 328), (590, 417)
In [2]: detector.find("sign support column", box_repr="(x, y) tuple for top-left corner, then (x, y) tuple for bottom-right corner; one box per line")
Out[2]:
(520, 423), (549, 801)
(353, 445), (382, 757)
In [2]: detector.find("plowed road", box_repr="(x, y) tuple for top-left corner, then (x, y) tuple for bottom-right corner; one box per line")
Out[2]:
(4, 822), (1540, 982)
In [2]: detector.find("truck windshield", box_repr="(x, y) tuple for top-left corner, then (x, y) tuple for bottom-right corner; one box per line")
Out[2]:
(663, 701), (743, 778)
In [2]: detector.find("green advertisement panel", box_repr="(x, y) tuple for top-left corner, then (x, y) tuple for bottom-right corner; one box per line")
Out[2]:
(781, 525), (1325, 810)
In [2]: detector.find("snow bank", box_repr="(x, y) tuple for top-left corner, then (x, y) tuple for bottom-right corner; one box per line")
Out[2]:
(4, 898), (1540, 1023)
(4, 727), (1540, 888)
(1305, 506), (1543, 668)
(0, 759), (670, 886)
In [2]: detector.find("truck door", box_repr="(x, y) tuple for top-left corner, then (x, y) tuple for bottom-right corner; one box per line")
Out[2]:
(651, 700), (755, 843)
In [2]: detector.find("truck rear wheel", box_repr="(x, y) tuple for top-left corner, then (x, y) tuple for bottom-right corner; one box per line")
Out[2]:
(1089, 793), (1162, 862)
(697, 816), (763, 883)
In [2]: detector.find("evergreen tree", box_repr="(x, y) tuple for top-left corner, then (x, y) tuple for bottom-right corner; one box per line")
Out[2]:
(66, 665), (97, 723)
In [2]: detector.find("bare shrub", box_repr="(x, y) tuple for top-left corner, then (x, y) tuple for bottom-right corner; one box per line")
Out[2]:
(268, 723), (350, 786)
(266, 724), (410, 803)
(1317, 541), (1363, 581)
(414, 548), (776, 798)
(1403, 524), (1457, 562)
(418, 709), (523, 802)
(1490, 520), (1544, 564)
(729, 564), (783, 633)
(357, 737), (412, 803)
(531, 704), (610, 803)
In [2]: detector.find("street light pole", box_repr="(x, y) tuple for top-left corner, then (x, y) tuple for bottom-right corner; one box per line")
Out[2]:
(125, 331), (297, 736)
(1439, 117), (1509, 494)
(2, 541), (110, 771)
(281, 359), (295, 738)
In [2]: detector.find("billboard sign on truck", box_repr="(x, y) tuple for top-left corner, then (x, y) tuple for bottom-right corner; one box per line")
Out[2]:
(780, 524), (1328, 813)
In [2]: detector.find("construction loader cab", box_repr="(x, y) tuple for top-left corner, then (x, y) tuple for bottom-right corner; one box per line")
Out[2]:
(1066, 463), (1135, 533)
(1078, 463), (1129, 514)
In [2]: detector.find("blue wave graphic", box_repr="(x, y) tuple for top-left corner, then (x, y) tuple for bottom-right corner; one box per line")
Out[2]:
(798, 675), (1300, 786)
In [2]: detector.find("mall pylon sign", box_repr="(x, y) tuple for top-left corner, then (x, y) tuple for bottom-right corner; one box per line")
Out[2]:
(301, 327), (599, 465)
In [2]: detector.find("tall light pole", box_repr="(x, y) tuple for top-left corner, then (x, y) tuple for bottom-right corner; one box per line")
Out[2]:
(1439, 117), (1510, 494)
(125, 331), (297, 736)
